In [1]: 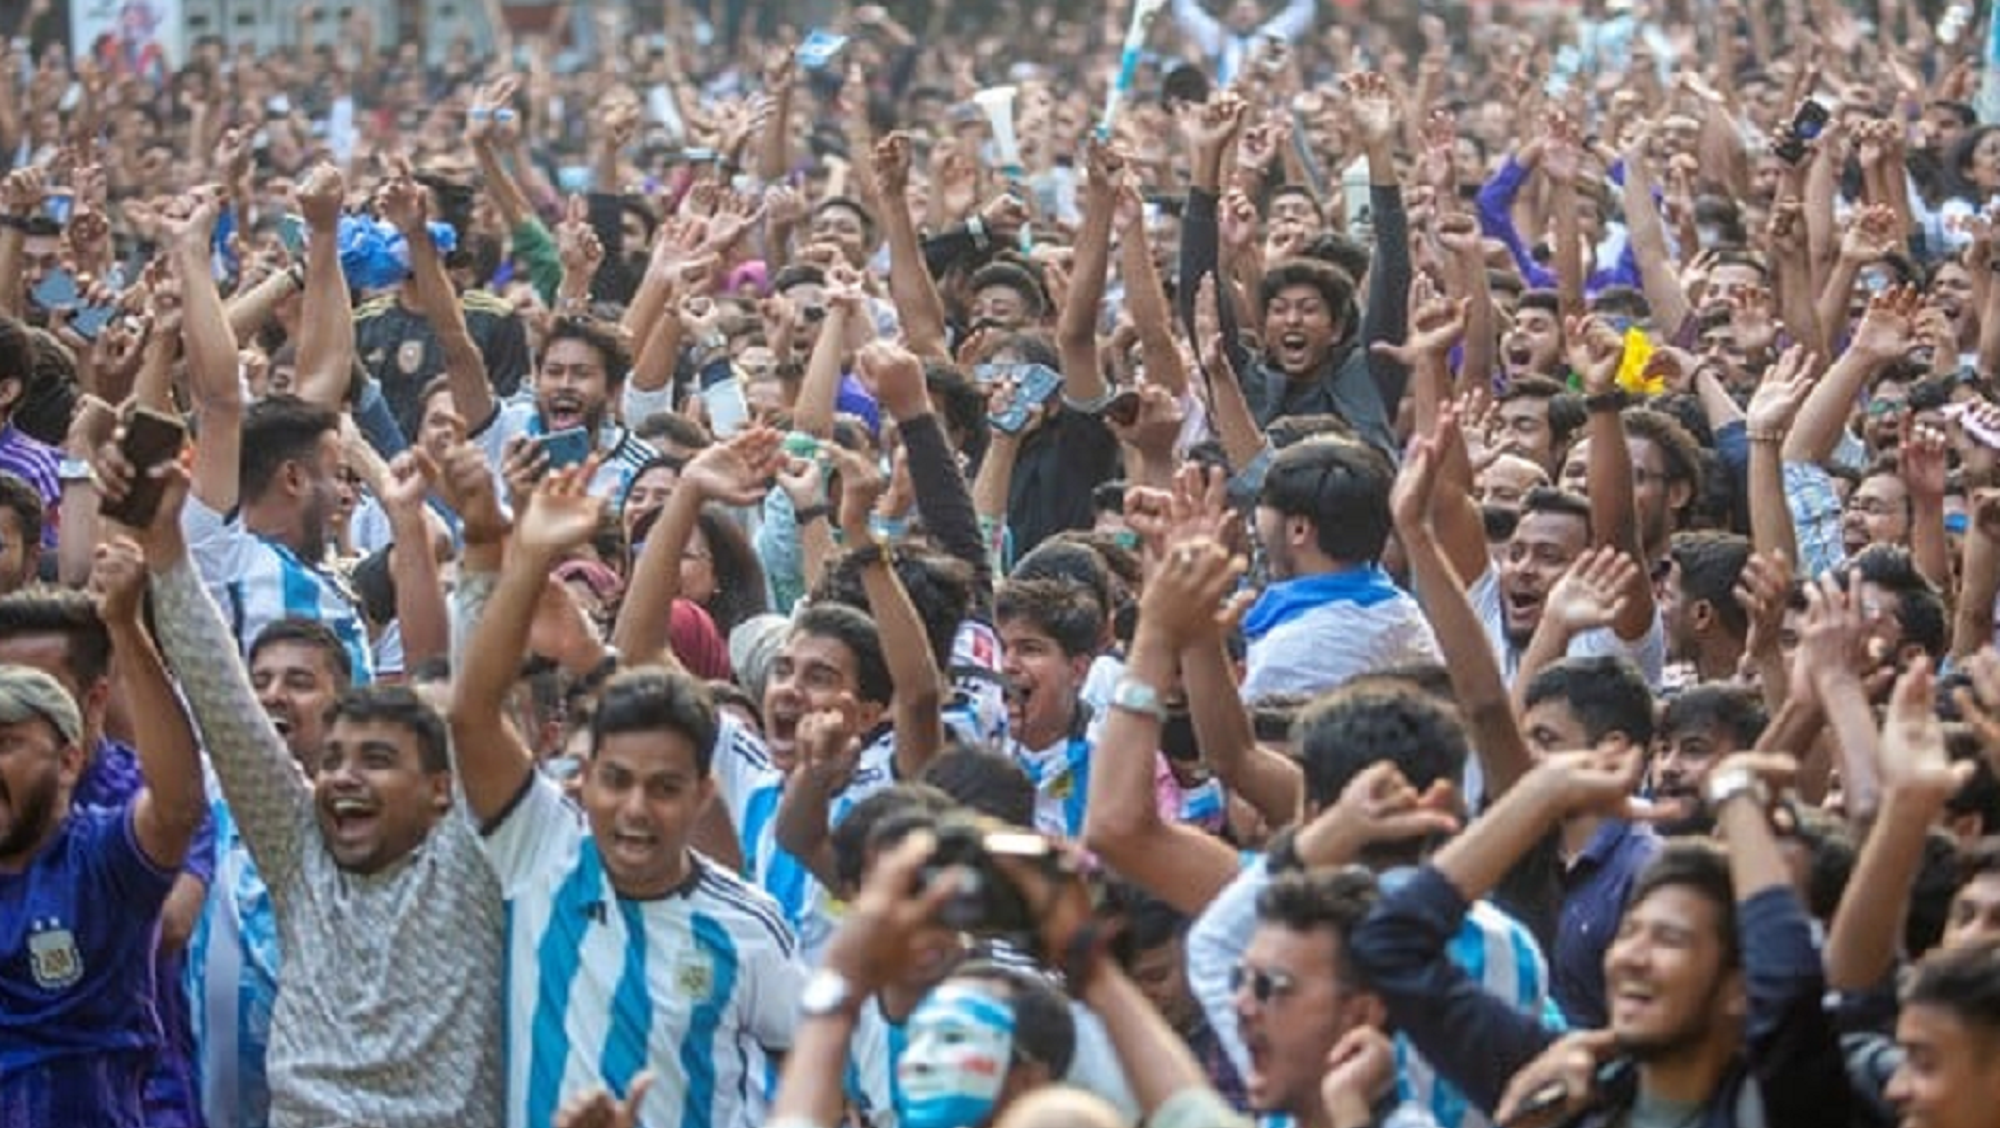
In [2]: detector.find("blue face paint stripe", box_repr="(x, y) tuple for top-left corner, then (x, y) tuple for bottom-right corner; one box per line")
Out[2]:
(679, 912), (739, 1128)
(600, 897), (655, 1097)
(525, 842), (607, 1128)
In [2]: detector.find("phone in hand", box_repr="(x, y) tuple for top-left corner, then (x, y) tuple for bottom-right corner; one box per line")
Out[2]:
(796, 29), (849, 70)
(31, 269), (81, 313)
(1775, 100), (1830, 165)
(99, 408), (188, 528)
(70, 305), (117, 341)
(989, 363), (1064, 435)
(538, 427), (592, 470)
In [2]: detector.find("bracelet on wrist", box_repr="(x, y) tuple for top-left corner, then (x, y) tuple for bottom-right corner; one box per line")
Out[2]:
(1746, 428), (1784, 445)
(793, 502), (831, 524)
(1583, 389), (1629, 414)
(0, 214), (28, 232)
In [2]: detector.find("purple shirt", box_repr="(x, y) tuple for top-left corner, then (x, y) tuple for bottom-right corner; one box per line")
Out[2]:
(71, 738), (213, 1128)
(1474, 157), (1645, 297)
(0, 423), (60, 551)
(0, 804), (176, 1128)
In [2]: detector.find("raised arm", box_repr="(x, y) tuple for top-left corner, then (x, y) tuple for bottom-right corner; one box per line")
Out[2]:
(290, 164), (359, 410)
(828, 429), (945, 778)
(613, 429), (785, 663)
(1057, 139), (1119, 408)
(381, 163), (499, 432)
(1618, 129), (1693, 336)
(1395, 418), (1537, 799)
(1081, 537), (1252, 916)
(450, 462), (604, 824)
(378, 451), (450, 672)
(92, 518), (203, 870)
(129, 461), (311, 887)
(1784, 285), (1911, 466)
(791, 267), (867, 439)
(1825, 660), (1970, 991)
(1569, 318), (1655, 640)
(164, 195), (246, 516)
(870, 133), (950, 362)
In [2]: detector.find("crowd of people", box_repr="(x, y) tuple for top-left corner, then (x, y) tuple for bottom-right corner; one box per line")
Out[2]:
(6, 0), (2000, 1126)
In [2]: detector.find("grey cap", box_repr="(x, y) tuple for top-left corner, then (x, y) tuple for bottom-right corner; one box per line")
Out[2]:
(0, 666), (82, 747)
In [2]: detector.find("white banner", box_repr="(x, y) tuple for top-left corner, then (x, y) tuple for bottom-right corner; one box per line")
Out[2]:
(70, 0), (183, 86)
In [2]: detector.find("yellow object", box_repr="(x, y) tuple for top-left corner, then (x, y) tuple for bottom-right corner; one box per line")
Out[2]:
(1615, 327), (1662, 397)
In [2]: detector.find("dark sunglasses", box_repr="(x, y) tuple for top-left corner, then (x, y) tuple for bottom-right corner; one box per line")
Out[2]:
(1229, 962), (1298, 1004)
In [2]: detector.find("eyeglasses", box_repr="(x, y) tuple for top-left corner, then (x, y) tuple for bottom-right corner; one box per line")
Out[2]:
(1228, 962), (1298, 1004)
(1865, 399), (1908, 417)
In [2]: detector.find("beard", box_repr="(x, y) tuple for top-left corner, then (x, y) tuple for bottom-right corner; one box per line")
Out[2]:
(0, 770), (60, 862)
(300, 490), (332, 565)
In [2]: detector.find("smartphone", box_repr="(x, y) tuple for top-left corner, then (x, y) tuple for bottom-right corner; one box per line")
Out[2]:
(796, 29), (849, 70)
(990, 363), (1064, 434)
(42, 193), (73, 225)
(31, 269), (80, 313)
(278, 214), (309, 257)
(99, 408), (188, 527)
(1775, 100), (1829, 165)
(70, 305), (116, 341)
(538, 427), (592, 470)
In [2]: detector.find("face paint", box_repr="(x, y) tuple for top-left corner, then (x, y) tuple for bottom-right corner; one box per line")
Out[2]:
(894, 981), (1017, 1128)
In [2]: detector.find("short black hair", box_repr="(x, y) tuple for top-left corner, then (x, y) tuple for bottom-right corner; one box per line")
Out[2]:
(1659, 682), (1767, 749)
(1258, 258), (1355, 328)
(967, 261), (1049, 319)
(791, 603), (893, 707)
(1295, 682), (1468, 849)
(808, 196), (878, 245)
(0, 471), (44, 553)
(1519, 486), (1593, 535)
(1255, 867), (1380, 988)
(1671, 532), (1753, 638)
(817, 541), (974, 674)
(1523, 655), (1656, 746)
(0, 314), (31, 405)
(0, 586), (111, 686)
(1902, 940), (2000, 1036)
(589, 665), (720, 774)
(329, 684), (451, 773)
(239, 395), (341, 503)
(1011, 540), (1113, 619)
(544, 316), (632, 388)
(249, 618), (355, 694)
(1845, 544), (1948, 659)
(994, 578), (1102, 658)
(1257, 437), (1395, 563)
(832, 781), (956, 892)
(920, 745), (1038, 828)
(1628, 840), (1739, 967)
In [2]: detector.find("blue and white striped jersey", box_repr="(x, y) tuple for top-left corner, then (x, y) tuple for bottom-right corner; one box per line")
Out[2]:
(709, 713), (895, 965)
(484, 774), (806, 1128)
(1008, 723), (1094, 841)
(184, 770), (280, 1128)
(182, 497), (373, 685)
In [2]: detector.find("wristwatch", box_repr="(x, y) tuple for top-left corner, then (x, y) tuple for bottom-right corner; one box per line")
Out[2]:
(1704, 765), (1768, 813)
(1108, 677), (1167, 723)
(800, 968), (861, 1020)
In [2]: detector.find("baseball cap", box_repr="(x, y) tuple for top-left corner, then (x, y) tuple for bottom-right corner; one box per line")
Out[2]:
(0, 666), (82, 746)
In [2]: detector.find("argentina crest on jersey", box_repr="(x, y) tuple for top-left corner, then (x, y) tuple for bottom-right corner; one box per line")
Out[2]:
(28, 917), (83, 990)
(676, 952), (715, 999)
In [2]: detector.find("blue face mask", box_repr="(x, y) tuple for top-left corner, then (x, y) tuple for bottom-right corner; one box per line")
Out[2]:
(894, 983), (1017, 1128)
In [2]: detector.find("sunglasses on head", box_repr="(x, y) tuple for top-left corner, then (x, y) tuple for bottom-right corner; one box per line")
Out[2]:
(1229, 962), (1298, 1004)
